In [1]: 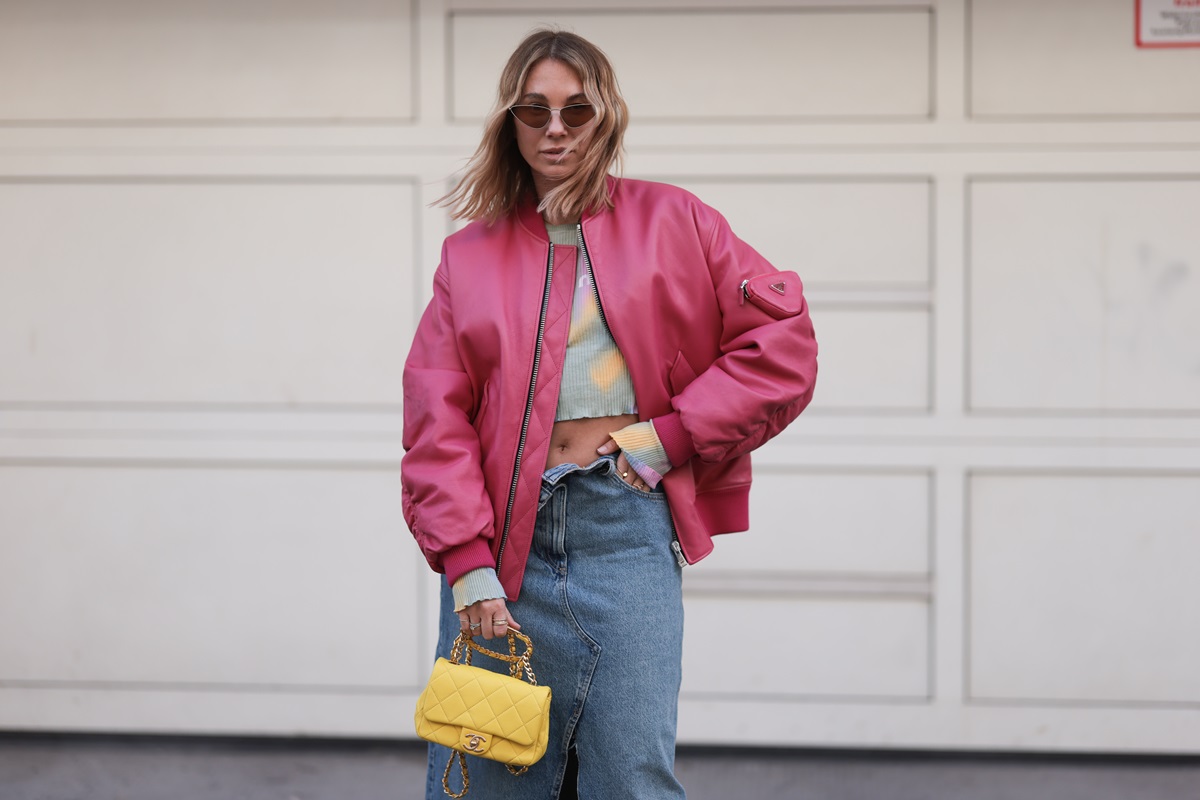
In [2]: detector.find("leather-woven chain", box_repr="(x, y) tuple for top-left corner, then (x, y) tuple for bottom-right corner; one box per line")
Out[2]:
(452, 629), (539, 685)
(441, 630), (540, 797)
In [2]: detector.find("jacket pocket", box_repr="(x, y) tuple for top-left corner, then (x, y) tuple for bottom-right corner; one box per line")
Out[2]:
(668, 351), (698, 396)
(739, 270), (804, 320)
(470, 379), (492, 430)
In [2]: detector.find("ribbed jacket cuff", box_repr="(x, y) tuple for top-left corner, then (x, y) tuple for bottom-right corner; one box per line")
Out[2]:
(651, 412), (696, 466)
(452, 567), (507, 610)
(441, 537), (496, 588)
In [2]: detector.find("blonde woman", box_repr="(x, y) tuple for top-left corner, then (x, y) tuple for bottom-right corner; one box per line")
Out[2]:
(403, 28), (817, 799)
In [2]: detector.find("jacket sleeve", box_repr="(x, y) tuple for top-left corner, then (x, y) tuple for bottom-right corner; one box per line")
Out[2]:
(651, 206), (818, 465)
(401, 251), (497, 585)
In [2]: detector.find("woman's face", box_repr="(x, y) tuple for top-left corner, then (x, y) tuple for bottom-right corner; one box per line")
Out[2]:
(513, 58), (595, 201)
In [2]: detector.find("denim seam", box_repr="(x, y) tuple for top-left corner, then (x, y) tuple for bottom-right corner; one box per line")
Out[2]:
(554, 572), (601, 799)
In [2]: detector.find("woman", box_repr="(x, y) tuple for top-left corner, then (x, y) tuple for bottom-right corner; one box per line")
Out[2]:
(403, 28), (817, 799)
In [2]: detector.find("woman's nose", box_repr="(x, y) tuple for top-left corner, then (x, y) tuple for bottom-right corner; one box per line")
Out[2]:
(544, 110), (569, 135)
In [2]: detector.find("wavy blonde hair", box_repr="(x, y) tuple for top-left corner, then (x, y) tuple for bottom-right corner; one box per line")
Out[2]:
(438, 28), (628, 224)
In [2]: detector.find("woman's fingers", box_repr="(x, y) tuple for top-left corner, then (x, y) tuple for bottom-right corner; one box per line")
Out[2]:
(614, 451), (650, 492)
(615, 452), (635, 485)
(458, 612), (482, 638)
(614, 450), (628, 478)
(461, 597), (519, 640)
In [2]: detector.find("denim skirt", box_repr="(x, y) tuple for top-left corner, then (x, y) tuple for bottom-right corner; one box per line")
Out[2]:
(425, 455), (687, 799)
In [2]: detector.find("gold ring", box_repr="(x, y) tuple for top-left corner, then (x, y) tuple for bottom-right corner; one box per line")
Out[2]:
(622, 471), (629, 478)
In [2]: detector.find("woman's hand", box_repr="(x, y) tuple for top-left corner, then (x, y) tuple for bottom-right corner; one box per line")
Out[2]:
(597, 439), (650, 492)
(458, 597), (520, 640)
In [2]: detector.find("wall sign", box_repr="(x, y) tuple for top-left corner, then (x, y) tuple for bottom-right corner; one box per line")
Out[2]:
(1136, 0), (1200, 47)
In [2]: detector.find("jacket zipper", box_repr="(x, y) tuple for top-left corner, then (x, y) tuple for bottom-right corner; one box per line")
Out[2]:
(576, 224), (613, 337)
(670, 540), (687, 569)
(496, 243), (556, 575)
(578, 223), (689, 570)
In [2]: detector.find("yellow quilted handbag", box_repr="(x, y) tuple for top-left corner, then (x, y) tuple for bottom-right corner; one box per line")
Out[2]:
(414, 630), (552, 798)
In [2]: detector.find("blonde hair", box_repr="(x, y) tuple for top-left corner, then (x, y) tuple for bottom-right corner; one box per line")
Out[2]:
(438, 28), (628, 224)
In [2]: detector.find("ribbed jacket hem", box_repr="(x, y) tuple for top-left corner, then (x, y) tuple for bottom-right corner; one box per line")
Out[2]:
(694, 485), (751, 535)
(441, 537), (497, 588)
(651, 411), (696, 466)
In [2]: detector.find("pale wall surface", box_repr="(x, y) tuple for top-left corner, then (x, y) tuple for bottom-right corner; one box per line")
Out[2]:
(1, 0), (1198, 754)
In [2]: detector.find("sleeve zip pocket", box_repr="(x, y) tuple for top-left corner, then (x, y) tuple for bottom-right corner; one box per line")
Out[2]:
(738, 270), (804, 320)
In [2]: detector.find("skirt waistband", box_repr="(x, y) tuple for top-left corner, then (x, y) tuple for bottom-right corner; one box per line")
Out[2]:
(539, 455), (619, 508)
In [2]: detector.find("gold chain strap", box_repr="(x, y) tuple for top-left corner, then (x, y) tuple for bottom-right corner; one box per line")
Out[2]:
(449, 630), (538, 685)
(441, 749), (525, 797)
(440, 630), (539, 794)
(443, 751), (469, 798)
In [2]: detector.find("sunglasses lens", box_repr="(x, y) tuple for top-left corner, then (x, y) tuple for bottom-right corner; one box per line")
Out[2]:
(512, 106), (551, 127)
(561, 104), (596, 127)
(511, 104), (596, 128)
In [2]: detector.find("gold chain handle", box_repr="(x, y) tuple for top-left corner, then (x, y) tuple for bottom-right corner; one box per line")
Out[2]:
(449, 630), (538, 685)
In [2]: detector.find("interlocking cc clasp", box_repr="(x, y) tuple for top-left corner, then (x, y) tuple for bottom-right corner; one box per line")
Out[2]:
(461, 730), (490, 755)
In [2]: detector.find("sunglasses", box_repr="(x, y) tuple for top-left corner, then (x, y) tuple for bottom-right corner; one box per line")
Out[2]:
(509, 103), (596, 129)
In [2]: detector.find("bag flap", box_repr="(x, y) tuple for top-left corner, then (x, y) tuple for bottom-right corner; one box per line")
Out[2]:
(418, 658), (550, 747)
(743, 270), (804, 320)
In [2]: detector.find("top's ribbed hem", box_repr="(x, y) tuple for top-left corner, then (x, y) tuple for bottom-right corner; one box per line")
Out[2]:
(452, 566), (507, 610)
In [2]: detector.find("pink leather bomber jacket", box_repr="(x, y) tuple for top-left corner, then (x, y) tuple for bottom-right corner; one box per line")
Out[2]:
(401, 178), (818, 599)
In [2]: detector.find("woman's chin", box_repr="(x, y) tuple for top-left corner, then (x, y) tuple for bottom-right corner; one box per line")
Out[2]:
(533, 169), (573, 195)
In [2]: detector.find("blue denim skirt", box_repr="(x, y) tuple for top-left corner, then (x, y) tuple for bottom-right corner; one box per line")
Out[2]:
(426, 455), (687, 799)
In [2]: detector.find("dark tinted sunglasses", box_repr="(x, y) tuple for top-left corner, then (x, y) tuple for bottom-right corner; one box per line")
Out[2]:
(509, 103), (596, 129)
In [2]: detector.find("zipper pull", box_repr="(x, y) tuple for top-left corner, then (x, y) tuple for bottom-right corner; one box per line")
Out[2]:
(739, 279), (749, 306)
(670, 539), (688, 568)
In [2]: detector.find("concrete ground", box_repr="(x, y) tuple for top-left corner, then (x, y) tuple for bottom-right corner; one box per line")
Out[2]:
(1, 732), (1198, 800)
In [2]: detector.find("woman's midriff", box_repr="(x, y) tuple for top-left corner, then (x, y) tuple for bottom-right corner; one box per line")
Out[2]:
(546, 414), (639, 469)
